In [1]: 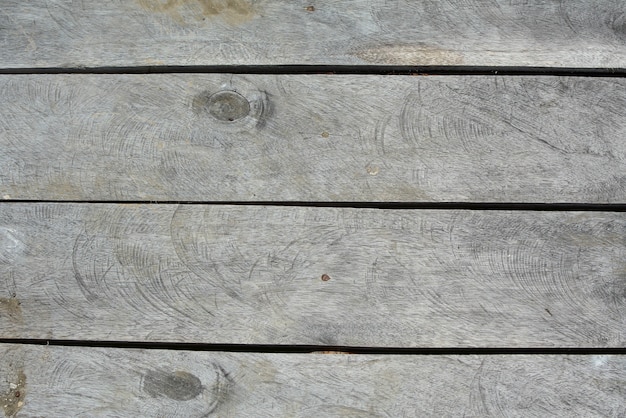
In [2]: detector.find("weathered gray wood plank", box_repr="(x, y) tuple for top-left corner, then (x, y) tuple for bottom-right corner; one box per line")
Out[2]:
(1, 203), (623, 346)
(1, 74), (625, 202)
(1, 0), (625, 68)
(1, 344), (624, 417)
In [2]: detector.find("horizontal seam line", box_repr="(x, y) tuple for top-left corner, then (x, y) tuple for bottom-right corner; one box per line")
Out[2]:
(0, 65), (625, 77)
(1, 200), (625, 211)
(0, 339), (623, 355)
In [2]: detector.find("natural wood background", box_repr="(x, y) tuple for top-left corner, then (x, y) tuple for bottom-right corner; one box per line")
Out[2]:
(2, 2), (625, 417)
(1, 0), (625, 68)
(1, 203), (623, 347)
(1, 74), (625, 202)
(1, 344), (624, 417)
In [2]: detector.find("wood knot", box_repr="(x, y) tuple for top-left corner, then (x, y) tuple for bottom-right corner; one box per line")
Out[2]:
(206, 91), (250, 122)
(321, 274), (331, 281)
(143, 370), (203, 401)
(142, 363), (232, 415)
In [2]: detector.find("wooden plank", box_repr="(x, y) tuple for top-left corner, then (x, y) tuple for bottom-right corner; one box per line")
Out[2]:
(1, 0), (625, 68)
(1, 344), (624, 417)
(1, 203), (623, 347)
(1, 74), (625, 203)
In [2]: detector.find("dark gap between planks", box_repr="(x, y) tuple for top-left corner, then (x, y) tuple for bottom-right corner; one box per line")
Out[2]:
(0, 339), (624, 355)
(0, 65), (625, 77)
(1, 200), (625, 211)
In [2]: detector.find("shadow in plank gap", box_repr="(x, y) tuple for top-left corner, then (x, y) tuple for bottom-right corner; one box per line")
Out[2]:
(0, 339), (625, 355)
(0, 344), (624, 417)
(2, 201), (626, 212)
(1, 66), (626, 76)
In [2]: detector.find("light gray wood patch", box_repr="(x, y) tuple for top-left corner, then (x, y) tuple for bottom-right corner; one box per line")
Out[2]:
(0, 344), (624, 417)
(1, 74), (625, 202)
(1, 0), (625, 68)
(0, 203), (624, 347)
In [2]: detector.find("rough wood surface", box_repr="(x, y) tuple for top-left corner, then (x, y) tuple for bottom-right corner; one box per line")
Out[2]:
(1, 74), (625, 202)
(0, 344), (624, 417)
(1, 203), (624, 347)
(1, 0), (625, 68)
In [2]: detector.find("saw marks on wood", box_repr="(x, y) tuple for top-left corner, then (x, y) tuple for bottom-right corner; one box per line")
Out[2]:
(1, 0), (625, 67)
(1, 74), (624, 202)
(0, 203), (623, 347)
(0, 344), (624, 417)
(1, 2), (624, 415)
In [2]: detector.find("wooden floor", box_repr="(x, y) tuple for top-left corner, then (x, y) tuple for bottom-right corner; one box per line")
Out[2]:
(1, 1), (625, 417)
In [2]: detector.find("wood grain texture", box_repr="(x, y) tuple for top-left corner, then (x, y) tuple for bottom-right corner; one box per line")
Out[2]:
(1, 0), (625, 68)
(1, 203), (624, 347)
(1, 74), (625, 202)
(0, 344), (624, 417)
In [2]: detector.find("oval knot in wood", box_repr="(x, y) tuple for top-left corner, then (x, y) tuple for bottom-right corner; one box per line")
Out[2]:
(207, 91), (250, 122)
(143, 370), (203, 401)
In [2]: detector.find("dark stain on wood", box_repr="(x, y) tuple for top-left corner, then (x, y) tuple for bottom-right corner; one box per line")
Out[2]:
(1, 369), (26, 417)
(0, 298), (22, 323)
(143, 370), (203, 401)
(137, 0), (258, 25)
